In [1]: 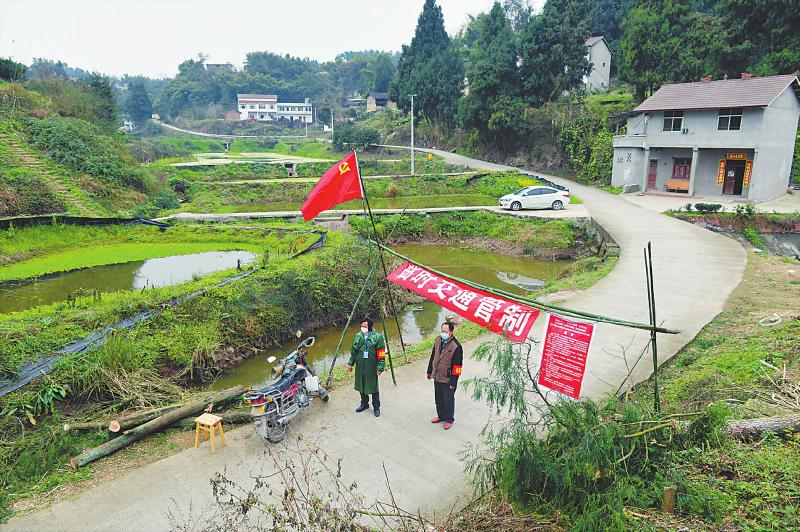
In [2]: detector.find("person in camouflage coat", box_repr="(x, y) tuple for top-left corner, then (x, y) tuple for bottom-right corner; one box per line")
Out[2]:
(347, 317), (386, 417)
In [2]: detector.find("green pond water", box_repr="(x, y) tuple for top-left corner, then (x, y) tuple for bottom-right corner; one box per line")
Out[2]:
(210, 193), (497, 213)
(0, 250), (257, 314)
(210, 243), (571, 391)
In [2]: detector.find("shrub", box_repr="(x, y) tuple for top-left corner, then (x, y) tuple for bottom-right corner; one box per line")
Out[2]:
(695, 203), (723, 213)
(742, 226), (766, 248)
(21, 116), (147, 189)
(332, 124), (380, 151)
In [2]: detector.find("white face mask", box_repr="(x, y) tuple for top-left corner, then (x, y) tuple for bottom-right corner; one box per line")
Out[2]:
(361, 326), (369, 335)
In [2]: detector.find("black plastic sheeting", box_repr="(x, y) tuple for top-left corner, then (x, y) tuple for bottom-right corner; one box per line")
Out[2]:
(0, 230), (327, 397)
(0, 215), (170, 231)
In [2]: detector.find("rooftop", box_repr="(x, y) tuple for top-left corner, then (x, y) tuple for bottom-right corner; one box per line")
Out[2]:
(585, 36), (606, 47)
(634, 74), (800, 113)
(237, 93), (278, 100)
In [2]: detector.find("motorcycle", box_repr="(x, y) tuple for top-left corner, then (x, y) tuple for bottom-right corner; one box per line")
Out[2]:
(243, 336), (329, 443)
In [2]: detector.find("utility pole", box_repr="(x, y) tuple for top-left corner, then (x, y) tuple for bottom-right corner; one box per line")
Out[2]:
(331, 108), (334, 139)
(410, 94), (417, 176)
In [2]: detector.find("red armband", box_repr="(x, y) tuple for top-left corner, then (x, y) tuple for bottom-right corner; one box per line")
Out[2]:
(452, 365), (462, 376)
(377, 348), (386, 359)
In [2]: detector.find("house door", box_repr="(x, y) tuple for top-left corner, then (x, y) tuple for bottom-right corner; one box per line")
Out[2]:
(647, 160), (658, 191)
(723, 160), (745, 195)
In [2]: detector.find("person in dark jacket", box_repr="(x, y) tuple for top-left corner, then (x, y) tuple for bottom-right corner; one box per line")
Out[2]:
(427, 321), (463, 430)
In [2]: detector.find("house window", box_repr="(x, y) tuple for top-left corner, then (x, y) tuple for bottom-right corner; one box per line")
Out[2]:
(249, 105), (255, 109)
(662, 111), (683, 132)
(718, 108), (743, 130)
(240, 104), (245, 109)
(259, 104), (265, 109)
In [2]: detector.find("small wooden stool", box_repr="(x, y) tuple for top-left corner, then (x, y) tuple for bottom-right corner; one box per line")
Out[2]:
(194, 413), (226, 453)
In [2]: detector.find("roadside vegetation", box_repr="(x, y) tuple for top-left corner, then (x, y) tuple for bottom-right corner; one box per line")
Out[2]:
(460, 251), (799, 530)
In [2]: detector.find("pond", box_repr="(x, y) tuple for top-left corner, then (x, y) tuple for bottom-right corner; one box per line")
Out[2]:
(210, 242), (572, 391)
(0, 250), (257, 314)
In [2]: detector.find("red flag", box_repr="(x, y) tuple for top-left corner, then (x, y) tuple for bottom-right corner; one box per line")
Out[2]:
(387, 261), (540, 342)
(301, 152), (363, 221)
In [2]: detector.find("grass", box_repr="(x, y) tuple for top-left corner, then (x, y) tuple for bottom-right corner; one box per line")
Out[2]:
(354, 211), (579, 250)
(211, 193), (498, 213)
(0, 223), (316, 281)
(627, 251), (800, 529)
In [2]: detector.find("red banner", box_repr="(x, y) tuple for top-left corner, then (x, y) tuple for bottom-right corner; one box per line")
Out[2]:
(537, 314), (595, 399)
(387, 262), (539, 342)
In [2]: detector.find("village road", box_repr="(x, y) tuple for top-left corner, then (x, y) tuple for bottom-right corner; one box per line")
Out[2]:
(4, 149), (746, 531)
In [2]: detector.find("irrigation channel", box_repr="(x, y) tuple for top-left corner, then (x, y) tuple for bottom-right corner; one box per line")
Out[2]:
(0, 250), (257, 314)
(211, 242), (573, 390)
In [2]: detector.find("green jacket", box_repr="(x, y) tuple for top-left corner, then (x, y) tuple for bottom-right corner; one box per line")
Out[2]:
(348, 330), (386, 395)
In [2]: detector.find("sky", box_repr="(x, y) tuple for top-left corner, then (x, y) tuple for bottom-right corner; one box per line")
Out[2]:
(0, 0), (542, 78)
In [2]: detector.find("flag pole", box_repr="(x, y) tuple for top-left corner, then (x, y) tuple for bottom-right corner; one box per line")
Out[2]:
(353, 149), (403, 385)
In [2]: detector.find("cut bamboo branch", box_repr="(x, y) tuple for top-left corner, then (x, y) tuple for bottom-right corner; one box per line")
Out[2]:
(108, 405), (181, 433)
(69, 386), (245, 469)
(63, 421), (108, 433)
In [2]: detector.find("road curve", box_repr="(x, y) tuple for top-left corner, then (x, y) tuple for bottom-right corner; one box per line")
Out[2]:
(4, 150), (746, 531)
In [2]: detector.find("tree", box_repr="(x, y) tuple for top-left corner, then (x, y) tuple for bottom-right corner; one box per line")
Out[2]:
(462, 3), (519, 134)
(519, 0), (590, 105)
(718, 0), (800, 76)
(87, 74), (118, 130)
(371, 53), (395, 93)
(502, 0), (534, 31)
(0, 58), (26, 82)
(393, 0), (464, 124)
(618, 0), (690, 99)
(126, 79), (153, 124)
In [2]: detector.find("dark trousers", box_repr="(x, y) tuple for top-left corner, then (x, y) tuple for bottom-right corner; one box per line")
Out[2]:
(360, 392), (380, 408)
(434, 381), (456, 423)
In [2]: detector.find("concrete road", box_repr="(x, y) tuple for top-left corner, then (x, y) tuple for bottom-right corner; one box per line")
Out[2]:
(4, 150), (746, 531)
(159, 204), (589, 223)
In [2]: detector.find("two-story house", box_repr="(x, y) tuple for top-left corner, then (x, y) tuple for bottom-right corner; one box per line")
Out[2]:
(584, 36), (611, 92)
(612, 74), (800, 203)
(236, 94), (313, 123)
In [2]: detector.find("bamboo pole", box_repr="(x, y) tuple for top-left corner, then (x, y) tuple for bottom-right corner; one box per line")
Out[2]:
(69, 386), (244, 469)
(108, 404), (182, 433)
(374, 241), (680, 335)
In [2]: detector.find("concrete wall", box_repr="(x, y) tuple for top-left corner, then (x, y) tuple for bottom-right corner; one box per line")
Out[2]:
(642, 108), (764, 149)
(748, 87), (800, 202)
(693, 148), (753, 198)
(585, 41), (612, 92)
(611, 146), (644, 187)
(647, 148), (693, 191)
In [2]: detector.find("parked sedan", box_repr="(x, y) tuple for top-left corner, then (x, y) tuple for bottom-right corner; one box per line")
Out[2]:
(499, 186), (571, 211)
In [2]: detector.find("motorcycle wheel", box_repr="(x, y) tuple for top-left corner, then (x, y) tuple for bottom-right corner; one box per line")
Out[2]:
(266, 423), (287, 444)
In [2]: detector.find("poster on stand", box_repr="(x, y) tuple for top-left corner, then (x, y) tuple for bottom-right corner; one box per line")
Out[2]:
(537, 314), (595, 399)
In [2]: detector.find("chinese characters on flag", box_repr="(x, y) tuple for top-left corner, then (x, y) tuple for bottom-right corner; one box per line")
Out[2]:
(537, 314), (595, 399)
(387, 262), (539, 342)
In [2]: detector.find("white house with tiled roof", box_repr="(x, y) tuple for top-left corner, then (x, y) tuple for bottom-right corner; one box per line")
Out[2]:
(237, 94), (313, 123)
(584, 36), (611, 92)
(612, 74), (800, 202)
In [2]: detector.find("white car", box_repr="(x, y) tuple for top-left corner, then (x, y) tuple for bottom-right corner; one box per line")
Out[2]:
(499, 186), (571, 211)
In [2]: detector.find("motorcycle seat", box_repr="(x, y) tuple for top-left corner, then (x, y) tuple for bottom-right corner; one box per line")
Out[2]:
(259, 366), (307, 394)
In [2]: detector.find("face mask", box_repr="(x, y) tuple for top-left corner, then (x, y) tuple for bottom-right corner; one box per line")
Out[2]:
(440, 332), (449, 341)
(361, 326), (369, 335)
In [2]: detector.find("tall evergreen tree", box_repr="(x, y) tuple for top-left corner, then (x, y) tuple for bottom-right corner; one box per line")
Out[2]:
(87, 73), (118, 130)
(519, 0), (590, 105)
(371, 53), (396, 93)
(393, 0), (464, 124)
(126, 79), (153, 124)
(461, 2), (519, 132)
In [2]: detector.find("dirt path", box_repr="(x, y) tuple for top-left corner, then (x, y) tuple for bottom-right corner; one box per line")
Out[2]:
(4, 150), (746, 531)
(0, 130), (104, 217)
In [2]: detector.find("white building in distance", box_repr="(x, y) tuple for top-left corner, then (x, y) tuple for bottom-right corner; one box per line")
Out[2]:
(583, 36), (612, 92)
(237, 94), (313, 123)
